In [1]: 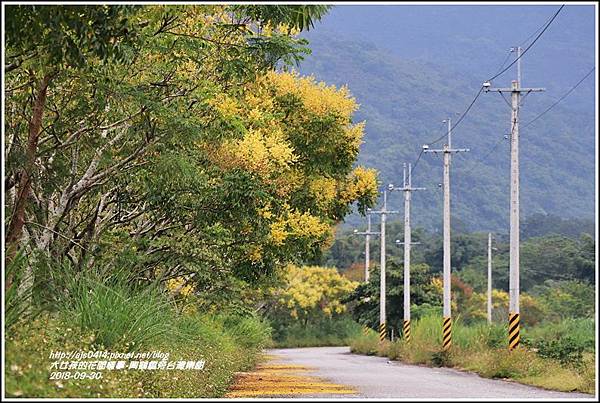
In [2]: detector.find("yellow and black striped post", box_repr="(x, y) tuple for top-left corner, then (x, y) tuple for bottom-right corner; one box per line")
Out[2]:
(363, 326), (370, 336)
(508, 313), (520, 350)
(403, 320), (411, 342)
(379, 322), (387, 341)
(442, 317), (452, 350)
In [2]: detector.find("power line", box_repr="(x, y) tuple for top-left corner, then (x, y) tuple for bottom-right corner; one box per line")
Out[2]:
(493, 49), (514, 78)
(454, 5), (568, 181)
(461, 135), (507, 178)
(487, 4), (564, 82)
(411, 149), (425, 172)
(518, 7), (561, 48)
(410, 4), (564, 180)
(411, 120), (446, 173)
(411, 85), (483, 178)
(522, 67), (595, 129)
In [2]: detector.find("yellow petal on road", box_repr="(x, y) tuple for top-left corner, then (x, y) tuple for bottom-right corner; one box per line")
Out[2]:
(225, 353), (357, 397)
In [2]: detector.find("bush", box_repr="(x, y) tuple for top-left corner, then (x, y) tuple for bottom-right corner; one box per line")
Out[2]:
(272, 315), (362, 348)
(522, 318), (594, 367)
(533, 337), (584, 366)
(349, 330), (380, 355)
(431, 350), (452, 367)
(411, 303), (442, 321)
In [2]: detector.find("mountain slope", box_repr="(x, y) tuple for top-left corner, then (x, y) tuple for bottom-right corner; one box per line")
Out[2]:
(296, 29), (595, 232)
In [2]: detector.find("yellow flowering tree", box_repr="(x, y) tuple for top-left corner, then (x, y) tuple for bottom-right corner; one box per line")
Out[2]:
(268, 265), (358, 325)
(196, 68), (379, 286)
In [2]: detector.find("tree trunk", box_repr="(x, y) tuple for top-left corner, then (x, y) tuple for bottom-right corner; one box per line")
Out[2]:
(5, 72), (53, 289)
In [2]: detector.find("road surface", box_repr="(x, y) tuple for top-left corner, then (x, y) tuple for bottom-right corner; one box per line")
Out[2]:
(233, 346), (593, 399)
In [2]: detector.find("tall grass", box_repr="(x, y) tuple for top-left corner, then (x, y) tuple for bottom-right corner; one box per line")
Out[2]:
(59, 269), (175, 349)
(5, 267), (272, 398)
(5, 252), (37, 331)
(347, 313), (595, 395)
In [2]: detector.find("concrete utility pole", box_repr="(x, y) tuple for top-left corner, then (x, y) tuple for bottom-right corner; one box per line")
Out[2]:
(483, 46), (544, 350)
(353, 212), (379, 282)
(394, 239), (421, 342)
(487, 233), (493, 324)
(423, 117), (470, 350)
(368, 190), (399, 341)
(389, 163), (425, 342)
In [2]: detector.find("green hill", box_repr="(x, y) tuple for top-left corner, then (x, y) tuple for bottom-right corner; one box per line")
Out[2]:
(297, 32), (595, 232)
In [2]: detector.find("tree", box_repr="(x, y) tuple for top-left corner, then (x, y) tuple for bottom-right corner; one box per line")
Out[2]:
(5, 5), (379, 313)
(4, 5), (138, 267)
(265, 264), (358, 325)
(346, 261), (441, 333)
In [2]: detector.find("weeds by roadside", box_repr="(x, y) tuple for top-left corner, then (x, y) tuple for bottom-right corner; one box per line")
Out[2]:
(349, 314), (595, 395)
(5, 271), (271, 398)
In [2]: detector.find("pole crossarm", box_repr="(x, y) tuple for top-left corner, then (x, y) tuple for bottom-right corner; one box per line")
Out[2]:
(395, 240), (421, 245)
(423, 148), (470, 154)
(484, 87), (545, 93)
(368, 209), (400, 215)
(354, 230), (380, 236)
(389, 186), (426, 192)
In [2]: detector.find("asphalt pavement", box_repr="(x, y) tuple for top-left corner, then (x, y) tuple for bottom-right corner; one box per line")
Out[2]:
(266, 346), (595, 399)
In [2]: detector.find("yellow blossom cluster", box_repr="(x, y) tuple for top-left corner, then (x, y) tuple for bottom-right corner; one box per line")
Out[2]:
(308, 176), (337, 210)
(339, 166), (379, 205)
(208, 93), (240, 117)
(269, 206), (331, 246)
(165, 276), (194, 297)
(221, 128), (297, 176)
(275, 265), (358, 319)
(265, 71), (358, 119)
(247, 245), (263, 263)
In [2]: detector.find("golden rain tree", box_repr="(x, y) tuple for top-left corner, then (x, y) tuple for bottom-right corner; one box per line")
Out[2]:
(268, 264), (359, 325)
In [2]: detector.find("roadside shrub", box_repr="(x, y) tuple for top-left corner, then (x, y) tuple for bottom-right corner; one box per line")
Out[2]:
(522, 318), (594, 367)
(431, 350), (452, 367)
(349, 331), (379, 355)
(272, 315), (362, 348)
(530, 337), (585, 367)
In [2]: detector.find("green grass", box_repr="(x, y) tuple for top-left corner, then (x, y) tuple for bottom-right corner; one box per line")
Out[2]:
(348, 313), (595, 395)
(5, 271), (271, 398)
(271, 316), (363, 348)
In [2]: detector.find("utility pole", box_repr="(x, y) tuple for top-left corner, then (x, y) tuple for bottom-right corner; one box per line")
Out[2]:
(368, 190), (399, 341)
(395, 238), (421, 342)
(483, 46), (544, 350)
(389, 163), (425, 342)
(423, 117), (470, 350)
(353, 212), (379, 282)
(487, 233), (492, 324)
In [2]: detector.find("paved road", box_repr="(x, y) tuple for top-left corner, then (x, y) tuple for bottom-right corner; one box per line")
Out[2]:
(267, 346), (594, 399)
